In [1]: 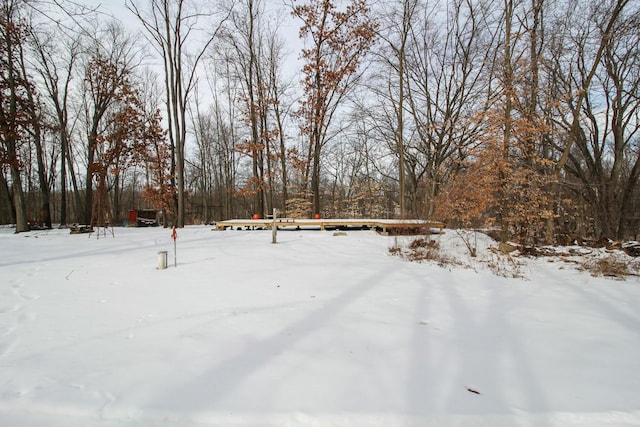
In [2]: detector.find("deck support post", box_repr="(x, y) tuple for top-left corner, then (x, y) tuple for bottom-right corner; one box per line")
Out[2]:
(272, 208), (278, 244)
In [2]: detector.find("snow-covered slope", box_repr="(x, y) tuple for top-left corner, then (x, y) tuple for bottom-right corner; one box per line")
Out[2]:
(1, 226), (639, 426)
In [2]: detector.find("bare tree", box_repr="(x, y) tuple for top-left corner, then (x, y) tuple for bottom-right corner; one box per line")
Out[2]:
(79, 22), (140, 225)
(200, 48), (242, 220)
(264, 25), (296, 216)
(189, 87), (217, 223)
(17, 29), (51, 228)
(373, 0), (420, 217)
(292, 0), (377, 216)
(219, 0), (294, 217)
(224, 0), (269, 217)
(29, 26), (82, 226)
(554, 0), (632, 173)
(391, 0), (495, 217)
(1, 0), (31, 232)
(127, 0), (228, 227)
(551, 0), (640, 239)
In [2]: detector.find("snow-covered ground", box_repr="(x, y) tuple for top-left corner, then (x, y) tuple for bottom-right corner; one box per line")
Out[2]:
(1, 225), (639, 426)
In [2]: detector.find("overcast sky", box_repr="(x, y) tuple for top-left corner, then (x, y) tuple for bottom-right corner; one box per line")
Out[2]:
(83, 0), (303, 75)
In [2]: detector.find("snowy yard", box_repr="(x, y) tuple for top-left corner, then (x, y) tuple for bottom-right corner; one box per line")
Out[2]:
(1, 226), (639, 426)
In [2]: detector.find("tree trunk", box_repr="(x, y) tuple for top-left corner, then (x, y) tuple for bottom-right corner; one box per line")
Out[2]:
(19, 48), (52, 229)
(311, 137), (322, 216)
(84, 126), (98, 225)
(32, 126), (51, 228)
(274, 98), (288, 215)
(499, 0), (514, 243)
(66, 137), (83, 224)
(0, 171), (16, 224)
(10, 163), (29, 232)
(60, 131), (68, 226)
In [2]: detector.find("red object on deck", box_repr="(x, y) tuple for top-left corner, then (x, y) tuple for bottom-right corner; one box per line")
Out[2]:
(252, 213), (261, 220)
(129, 210), (137, 222)
(314, 213), (321, 219)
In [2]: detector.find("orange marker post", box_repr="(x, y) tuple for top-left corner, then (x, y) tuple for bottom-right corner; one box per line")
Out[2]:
(171, 227), (178, 267)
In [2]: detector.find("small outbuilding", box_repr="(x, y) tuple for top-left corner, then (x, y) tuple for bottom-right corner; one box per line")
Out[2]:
(128, 209), (159, 227)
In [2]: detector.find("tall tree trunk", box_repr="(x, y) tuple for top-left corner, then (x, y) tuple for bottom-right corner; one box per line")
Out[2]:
(66, 137), (83, 223)
(2, 3), (29, 232)
(84, 122), (98, 225)
(395, 0), (416, 217)
(499, 0), (514, 243)
(0, 171), (16, 224)
(9, 164), (28, 232)
(19, 48), (51, 229)
(311, 135), (322, 216)
(30, 122), (51, 228)
(273, 96), (288, 214)
(60, 131), (68, 226)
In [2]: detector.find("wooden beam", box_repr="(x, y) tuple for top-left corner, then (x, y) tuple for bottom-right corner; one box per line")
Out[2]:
(214, 218), (444, 233)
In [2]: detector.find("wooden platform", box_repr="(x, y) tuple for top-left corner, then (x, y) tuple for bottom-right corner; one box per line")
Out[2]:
(214, 218), (444, 234)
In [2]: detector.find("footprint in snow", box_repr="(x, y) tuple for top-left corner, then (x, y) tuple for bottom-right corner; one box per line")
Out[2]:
(18, 311), (37, 323)
(98, 391), (116, 417)
(0, 339), (19, 356)
(0, 303), (21, 314)
(0, 325), (17, 337)
(18, 292), (40, 301)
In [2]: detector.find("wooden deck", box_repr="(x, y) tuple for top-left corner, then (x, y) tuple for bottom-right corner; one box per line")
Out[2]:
(214, 218), (444, 234)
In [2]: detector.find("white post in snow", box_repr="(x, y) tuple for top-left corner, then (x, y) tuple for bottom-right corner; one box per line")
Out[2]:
(157, 251), (168, 269)
(272, 208), (278, 244)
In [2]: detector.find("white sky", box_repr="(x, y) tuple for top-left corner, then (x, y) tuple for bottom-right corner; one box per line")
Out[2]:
(83, 0), (304, 79)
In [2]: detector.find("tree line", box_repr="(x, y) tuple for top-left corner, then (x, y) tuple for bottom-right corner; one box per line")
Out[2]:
(1, 0), (638, 244)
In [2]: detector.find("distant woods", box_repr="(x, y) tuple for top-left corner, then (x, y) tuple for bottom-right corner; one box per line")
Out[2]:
(0, 0), (638, 244)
